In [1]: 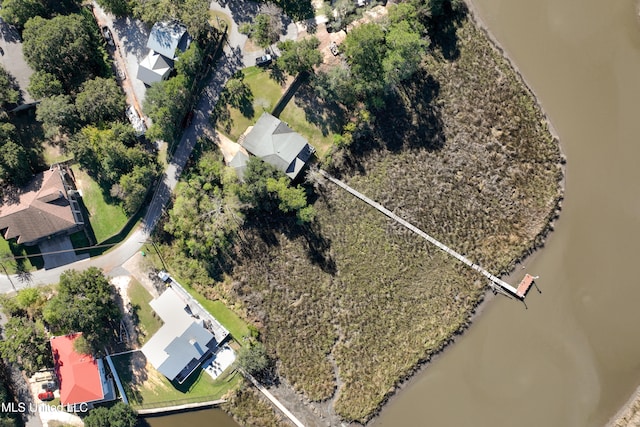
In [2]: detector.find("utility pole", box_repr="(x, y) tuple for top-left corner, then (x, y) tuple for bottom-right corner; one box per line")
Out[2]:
(0, 260), (16, 292)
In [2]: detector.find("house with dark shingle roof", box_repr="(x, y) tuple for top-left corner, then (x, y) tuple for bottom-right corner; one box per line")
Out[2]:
(236, 112), (315, 179)
(0, 165), (84, 246)
(137, 21), (190, 86)
(50, 333), (116, 408)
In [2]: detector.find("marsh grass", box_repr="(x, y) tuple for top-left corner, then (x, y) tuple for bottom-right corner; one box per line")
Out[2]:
(227, 17), (562, 423)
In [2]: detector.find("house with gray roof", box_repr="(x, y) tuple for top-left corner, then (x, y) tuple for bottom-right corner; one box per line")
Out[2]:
(141, 287), (218, 383)
(137, 21), (190, 86)
(238, 112), (315, 179)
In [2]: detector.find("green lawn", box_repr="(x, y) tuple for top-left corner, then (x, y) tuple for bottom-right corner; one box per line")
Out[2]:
(215, 68), (343, 157)
(187, 290), (250, 343)
(72, 167), (128, 243)
(209, 10), (232, 35)
(111, 352), (241, 408)
(140, 244), (251, 343)
(0, 236), (43, 273)
(216, 67), (285, 140)
(128, 280), (163, 346)
(279, 89), (343, 158)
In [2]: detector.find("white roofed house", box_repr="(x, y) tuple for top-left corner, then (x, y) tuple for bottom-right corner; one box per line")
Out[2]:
(141, 287), (220, 383)
(137, 21), (191, 86)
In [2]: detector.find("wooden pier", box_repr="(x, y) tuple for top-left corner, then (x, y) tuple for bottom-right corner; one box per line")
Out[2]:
(319, 170), (536, 300)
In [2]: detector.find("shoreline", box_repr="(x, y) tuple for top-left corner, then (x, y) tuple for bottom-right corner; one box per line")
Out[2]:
(362, 1), (567, 424)
(607, 385), (640, 427)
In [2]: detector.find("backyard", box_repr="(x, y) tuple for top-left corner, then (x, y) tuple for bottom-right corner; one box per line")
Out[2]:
(213, 66), (343, 157)
(72, 167), (128, 243)
(111, 351), (242, 408)
(128, 279), (162, 346)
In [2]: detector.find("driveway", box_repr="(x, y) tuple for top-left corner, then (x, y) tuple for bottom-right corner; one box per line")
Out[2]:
(210, 0), (298, 68)
(39, 236), (88, 270)
(0, 18), (34, 105)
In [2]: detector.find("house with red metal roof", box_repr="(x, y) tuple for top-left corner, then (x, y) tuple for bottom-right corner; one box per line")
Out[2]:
(50, 333), (116, 409)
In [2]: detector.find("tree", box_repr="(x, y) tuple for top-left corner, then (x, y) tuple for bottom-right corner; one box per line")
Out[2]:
(383, 20), (428, 86)
(144, 74), (190, 143)
(0, 0), (46, 29)
(0, 317), (53, 376)
(84, 402), (137, 427)
(266, 177), (316, 223)
(236, 342), (270, 377)
(14, 288), (45, 320)
(35, 95), (79, 139)
(27, 71), (64, 99)
(175, 43), (204, 83)
(251, 13), (281, 48)
(343, 23), (387, 106)
(276, 37), (322, 76)
(75, 77), (126, 124)
(70, 124), (158, 206)
(165, 151), (241, 259)
(180, 0), (209, 40)
(114, 164), (158, 214)
(0, 66), (19, 108)
(95, 0), (130, 16)
(43, 268), (122, 353)
(0, 139), (31, 185)
(23, 14), (100, 90)
(330, 0), (356, 33)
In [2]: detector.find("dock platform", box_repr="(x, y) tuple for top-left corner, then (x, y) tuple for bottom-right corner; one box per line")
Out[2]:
(516, 274), (538, 299)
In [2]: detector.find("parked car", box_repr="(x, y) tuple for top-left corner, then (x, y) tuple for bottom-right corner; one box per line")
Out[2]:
(41, 382), (56, 391)
(255, 54), (272, 66)
(101, 26), (115, 47)
(38, 391), (54, 401)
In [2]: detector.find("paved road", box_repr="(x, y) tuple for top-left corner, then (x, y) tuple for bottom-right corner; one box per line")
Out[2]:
(0, 48), (243, 294)
(0, 0), (300, 293)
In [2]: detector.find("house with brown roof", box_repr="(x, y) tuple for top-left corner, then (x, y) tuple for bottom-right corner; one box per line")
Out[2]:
(0, 164), (84, 246)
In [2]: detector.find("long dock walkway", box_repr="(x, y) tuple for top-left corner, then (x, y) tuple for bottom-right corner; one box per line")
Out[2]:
(244, 371), (306, 427)
(319, 170), (529, 299)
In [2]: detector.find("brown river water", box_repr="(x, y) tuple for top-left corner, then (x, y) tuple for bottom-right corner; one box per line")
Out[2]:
(140, 408), (239, 427)
(376, 0), (640, 426)
(145, 0), (640, 426)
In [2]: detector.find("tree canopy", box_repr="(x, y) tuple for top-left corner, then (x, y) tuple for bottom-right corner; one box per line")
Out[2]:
(35, 94), (79, 139)
(0, 122), (32, 186)
(242, 6), (283, 49)
(238, 157), (315, 223)
(84, 402), (137, 427)
(43, 268), (122, 353)
(165, 151), (242, 260)
(0, 0), (47, 29)
(23, 14), (102, 91)
(27, 71), (64, 100)
(133, 0), (210, 39)
(0, 66), (19, 108)
(236, 342), (270, 377)
(95, 0), (130, 17)
(0, 317), (52, 376)
(70, 123), (159, 213)
(276, 37), (322, 76)
(75, 77), (126, 124)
